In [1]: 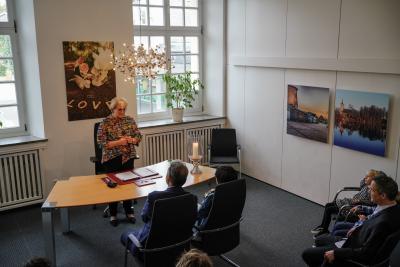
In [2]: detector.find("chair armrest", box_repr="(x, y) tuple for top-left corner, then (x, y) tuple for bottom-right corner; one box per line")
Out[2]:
(333, 187), (361, 202)
(127, 233), (142, 249)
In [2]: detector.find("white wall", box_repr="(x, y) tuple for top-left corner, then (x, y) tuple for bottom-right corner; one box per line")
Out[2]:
(14, 0), (45, 138)
(31, 0), (134, 191)
(203, 0), (225, 116)
(227, 0), (400, 204)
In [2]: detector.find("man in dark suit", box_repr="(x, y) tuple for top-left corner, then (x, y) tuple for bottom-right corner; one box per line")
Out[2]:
(121, 160), (194, 256)
(302, 175), (400, 267)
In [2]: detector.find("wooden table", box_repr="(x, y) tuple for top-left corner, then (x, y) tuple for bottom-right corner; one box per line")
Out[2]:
(41, 161), (216, 266)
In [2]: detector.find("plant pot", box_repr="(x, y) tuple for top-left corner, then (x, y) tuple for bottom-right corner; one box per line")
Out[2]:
(172, 108), (184, 122)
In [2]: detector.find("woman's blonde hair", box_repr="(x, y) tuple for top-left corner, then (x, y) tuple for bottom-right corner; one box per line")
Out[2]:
(367, 169), (380, 178)
(109, 97), (128, 111)
(176, 249), (213, 267)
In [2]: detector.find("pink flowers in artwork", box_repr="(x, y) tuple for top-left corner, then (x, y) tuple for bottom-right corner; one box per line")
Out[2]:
(69, 47), (114, 90)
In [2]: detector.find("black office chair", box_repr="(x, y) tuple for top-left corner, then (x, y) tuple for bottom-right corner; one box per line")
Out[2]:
(390, 238), (400, 267)
(90, 122), (139, 216)
(333, 187), (375, 222)
(122, 194), (198, 267)
(208, 128), (241, 178)
(344, 229), (400, 267)
(90, 122), (107, 175)
(192, 179), (246, 267)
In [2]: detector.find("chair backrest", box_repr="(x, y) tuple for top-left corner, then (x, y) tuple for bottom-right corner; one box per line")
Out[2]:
(93, 122), (106, 174)
(144, 193), (198, 267)
(198, 179), (246, 255)
(390, 238), (400, 266)
(372, 229), (400, 264)
(210, 128), (238, 157)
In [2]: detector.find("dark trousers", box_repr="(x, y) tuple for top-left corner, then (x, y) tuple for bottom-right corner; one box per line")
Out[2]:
(320, 202), (339, 231)
(103, 156), (134, 217)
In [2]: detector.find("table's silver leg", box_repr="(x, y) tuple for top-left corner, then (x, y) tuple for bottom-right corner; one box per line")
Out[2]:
(61, 208), (70, 233)
(42, 205), (56, 267)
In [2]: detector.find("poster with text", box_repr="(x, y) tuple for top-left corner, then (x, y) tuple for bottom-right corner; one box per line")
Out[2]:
(334, 89), (389, 157)
(287, 85), (330, 143)
(63, 41), (115, 121)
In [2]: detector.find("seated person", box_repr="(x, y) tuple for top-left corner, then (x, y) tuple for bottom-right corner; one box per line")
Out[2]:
(121, 160), (195, 257)
(196, 166), (238, 229)
(176, 249), (213, 267)
(311, 169), (383, 236)
(330, 205), (375, 238)
(303, 175), (400, 267)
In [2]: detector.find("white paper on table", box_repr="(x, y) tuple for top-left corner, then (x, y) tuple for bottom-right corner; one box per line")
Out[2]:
(133, 167), (158, 178)
(115, 171), (140, 181)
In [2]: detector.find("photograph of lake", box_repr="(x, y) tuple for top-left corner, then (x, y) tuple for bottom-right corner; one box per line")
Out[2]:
(334, 89), (389, 157)
(287, 85), (330, 143)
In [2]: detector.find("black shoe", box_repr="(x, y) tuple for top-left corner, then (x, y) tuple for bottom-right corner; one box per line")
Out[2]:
(126, 215), (136, 224)
(110, 219), (119, 227)
(313, 230), (329, 239)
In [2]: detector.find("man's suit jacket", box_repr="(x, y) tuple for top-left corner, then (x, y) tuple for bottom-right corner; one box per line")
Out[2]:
(334, 204), (400, 264)
(137, 186), (190, 244)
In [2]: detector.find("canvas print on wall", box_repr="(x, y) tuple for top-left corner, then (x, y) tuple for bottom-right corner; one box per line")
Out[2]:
(287, 85), (330, 143)
(63, 41), (116, 121)
(334, 89), (389, 157)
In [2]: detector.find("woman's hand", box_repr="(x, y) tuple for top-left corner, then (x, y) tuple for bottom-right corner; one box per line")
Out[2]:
(118, 137), (128, 146)
(124, 136), (139, 145)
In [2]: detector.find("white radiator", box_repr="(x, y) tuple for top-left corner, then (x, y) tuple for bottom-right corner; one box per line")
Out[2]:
(0, 149), (44, 210)
(144, 125), (221, 166)
(145, 131), (185, 165)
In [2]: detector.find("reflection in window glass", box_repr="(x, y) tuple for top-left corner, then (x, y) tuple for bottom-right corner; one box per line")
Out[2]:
(170, 0), (183, 7)
(152, 95), (167, 112)
(0, 59), (14, 81)
(185, 0), (197, 8)
(137, 95), (152, 114)
(149, 7), (164, 26)
(171, 55), (185, 73)
(0, 0), (8, 22)
(185, 37), (198, 54)
(0, 35), (12, 57)
(0, 83), (17, 105)
(152, 77), (165, 93)
(171, 37), (184, 53)
(185, 9), (197, 27)
(133, 6), (148, 25)
(136, 78), (150, 95)
(170, 8), (183, 26)
(0, 106), (19, 128)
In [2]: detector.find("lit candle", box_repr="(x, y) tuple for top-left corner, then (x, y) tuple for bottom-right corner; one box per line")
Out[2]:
(192, 142), (199, 159)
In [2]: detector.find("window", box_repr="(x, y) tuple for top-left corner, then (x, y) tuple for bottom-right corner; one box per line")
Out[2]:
(132, 0), (202, 119)
(0, 0), (25, 136)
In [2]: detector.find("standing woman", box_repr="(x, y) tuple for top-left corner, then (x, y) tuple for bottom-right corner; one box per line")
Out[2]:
(97, 97), (142, 226)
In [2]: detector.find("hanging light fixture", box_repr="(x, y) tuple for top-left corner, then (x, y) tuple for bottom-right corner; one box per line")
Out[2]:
(112, 43), (167, 83)
(112, 0), (168, 83)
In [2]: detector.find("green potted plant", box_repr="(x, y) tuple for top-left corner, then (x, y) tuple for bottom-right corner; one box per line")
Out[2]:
(163, 71), (204, 122)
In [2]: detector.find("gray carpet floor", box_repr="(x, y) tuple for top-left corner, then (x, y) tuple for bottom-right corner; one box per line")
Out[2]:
(0, 176), (322, 267)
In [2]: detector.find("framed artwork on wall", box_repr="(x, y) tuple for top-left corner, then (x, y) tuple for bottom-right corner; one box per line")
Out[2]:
(63, 41), (116, 121)
(287, 84), (330, 143)
(334, 89), (389, 157)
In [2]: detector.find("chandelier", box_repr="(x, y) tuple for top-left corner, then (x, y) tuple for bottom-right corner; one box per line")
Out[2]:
(112, 42), (168, 83)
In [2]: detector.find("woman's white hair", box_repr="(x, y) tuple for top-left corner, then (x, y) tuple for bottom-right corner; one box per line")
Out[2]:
(109, 97), (128, 111)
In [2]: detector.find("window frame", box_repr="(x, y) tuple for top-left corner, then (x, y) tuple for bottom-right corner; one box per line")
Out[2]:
(0, 0), (27, 137)
(132, 0), (203, 121)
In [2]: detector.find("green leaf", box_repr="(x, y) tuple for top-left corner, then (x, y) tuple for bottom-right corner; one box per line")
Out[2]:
(163, 71), (204, 109)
